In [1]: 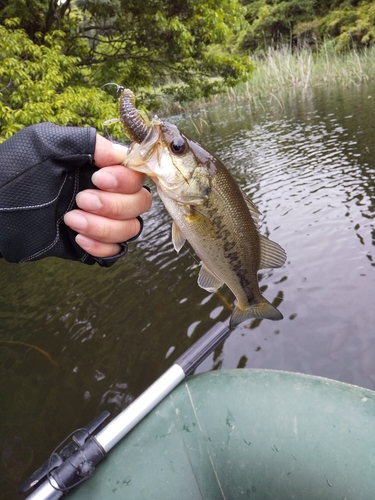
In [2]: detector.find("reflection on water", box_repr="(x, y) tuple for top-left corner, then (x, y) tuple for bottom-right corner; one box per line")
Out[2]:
(1, 82), (375, 498)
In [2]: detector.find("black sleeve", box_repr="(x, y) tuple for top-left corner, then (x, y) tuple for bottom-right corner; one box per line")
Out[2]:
(0, 122), (140, 266)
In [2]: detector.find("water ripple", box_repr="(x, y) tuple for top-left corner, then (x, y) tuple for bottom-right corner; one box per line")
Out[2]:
(2, 83), (375, 499)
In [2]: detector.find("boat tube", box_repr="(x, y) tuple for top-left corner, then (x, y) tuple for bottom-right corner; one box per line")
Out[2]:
(23, 322), (375, 499)
(66, 368), (375, 500)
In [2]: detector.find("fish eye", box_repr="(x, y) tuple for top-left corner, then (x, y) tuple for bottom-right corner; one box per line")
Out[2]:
(169, 138), (186, 155)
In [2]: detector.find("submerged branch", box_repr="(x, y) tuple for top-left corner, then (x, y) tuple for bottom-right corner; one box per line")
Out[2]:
(0, 340), (60, 366)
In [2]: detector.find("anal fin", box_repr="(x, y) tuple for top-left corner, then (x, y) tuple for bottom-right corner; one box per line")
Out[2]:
(198, 264), (224, 293)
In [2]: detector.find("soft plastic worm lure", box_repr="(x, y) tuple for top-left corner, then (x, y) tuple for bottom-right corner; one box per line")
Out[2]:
(118, 87), (150, 143)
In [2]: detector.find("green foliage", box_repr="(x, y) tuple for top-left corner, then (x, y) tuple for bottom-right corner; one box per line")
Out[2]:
(318, 1), (375, 50)
(0, 0), (79, 37)
(240, 0), (375, 52)
(1, 0), (253, 96)
(0, 21), (120, 142)
(3, 0), (375, 142)
(240, 0), (316, 51)
(80, 0), (253, 100)
(0, 1), (255, 138)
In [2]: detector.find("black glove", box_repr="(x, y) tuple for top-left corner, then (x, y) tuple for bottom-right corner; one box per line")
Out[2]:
(0, 122), (141, 266)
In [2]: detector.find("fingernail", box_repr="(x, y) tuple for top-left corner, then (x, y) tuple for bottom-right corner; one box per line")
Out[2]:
(92, 170), (118, 189)
(76, 234), (94, 248)
(77, 192), (101, 212)
(64, 212), (88, 231)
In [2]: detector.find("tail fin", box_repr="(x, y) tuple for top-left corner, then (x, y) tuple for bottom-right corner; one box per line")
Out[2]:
(230, 298), (283, 327)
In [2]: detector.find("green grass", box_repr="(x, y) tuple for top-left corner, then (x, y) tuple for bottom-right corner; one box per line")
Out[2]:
(159, 43), (375, 115)
(225, 43), (375, 110)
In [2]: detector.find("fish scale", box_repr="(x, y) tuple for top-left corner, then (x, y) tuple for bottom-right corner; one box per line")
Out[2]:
(157, 157), (265, 323)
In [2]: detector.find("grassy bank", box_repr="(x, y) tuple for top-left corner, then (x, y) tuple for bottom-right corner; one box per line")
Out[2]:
(161, 43), (375, 115)
(231, 43), (375, 107)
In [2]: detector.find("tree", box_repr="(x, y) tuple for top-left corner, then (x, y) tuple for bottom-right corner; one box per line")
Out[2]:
(238, 0), (375, 52)
(240, 0), (316, 51)
(0, 0), (254, 103)
(318, 1), (375, 50)
(0, 20), (120, 142)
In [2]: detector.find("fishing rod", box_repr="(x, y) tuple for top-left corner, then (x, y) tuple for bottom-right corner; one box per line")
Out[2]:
(21, 321), (231, 500)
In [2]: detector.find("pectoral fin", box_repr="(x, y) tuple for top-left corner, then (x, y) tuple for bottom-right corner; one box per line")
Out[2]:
(185, 207), (217, 238)
(172, 222), (186, 253)
(259, 235), (287, 269)
(198, 264), (224, 292)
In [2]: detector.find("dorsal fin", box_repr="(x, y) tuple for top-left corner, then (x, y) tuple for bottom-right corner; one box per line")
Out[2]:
(241, 190), (286, 269)
(241, 189), (261, 227)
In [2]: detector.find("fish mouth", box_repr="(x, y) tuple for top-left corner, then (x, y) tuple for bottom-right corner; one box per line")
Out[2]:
(135, 123), (161, 158)
(123, 123), (161, 173)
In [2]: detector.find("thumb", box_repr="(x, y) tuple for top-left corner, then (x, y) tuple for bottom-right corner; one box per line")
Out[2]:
(94, 134), (129, 168)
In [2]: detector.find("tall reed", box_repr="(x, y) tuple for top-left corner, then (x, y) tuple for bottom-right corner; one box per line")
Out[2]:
(228, 43), (375, 109)
(157, 43), (375, 114)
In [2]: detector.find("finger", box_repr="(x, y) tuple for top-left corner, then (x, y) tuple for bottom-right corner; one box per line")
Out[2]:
(75, 188), (152, 220)
(75, 234), (121, 258)
(92, 165), (147, 193)
(94, 134), (129, 167)
(64, 210), (141, 243)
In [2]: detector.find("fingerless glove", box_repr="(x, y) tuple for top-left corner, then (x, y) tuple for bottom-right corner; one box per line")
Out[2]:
(0, 123), (140, 266)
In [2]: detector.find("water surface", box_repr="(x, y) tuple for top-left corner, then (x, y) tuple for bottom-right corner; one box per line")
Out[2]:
(1, 82), (375, 498)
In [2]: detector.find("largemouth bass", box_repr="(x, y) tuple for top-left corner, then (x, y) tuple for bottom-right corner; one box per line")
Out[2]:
(120, 89), (287, 327)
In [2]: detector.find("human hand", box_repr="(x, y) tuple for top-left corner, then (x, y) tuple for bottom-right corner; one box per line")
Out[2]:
(64, 134), (152, 258)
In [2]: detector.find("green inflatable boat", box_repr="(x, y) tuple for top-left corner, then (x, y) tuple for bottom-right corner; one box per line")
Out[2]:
(23, 324), (375, 500)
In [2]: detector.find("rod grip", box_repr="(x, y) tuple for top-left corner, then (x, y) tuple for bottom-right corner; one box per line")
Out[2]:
(175, 322), (230, 375)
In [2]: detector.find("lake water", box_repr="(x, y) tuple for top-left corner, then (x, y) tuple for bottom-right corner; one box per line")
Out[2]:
(1, 82), (375, 498)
